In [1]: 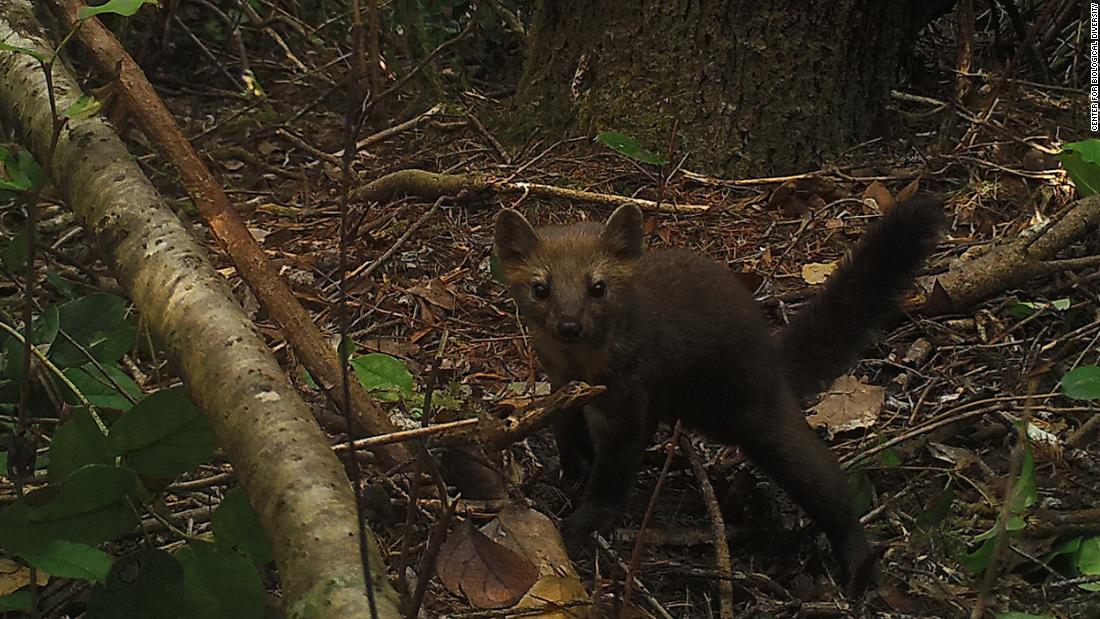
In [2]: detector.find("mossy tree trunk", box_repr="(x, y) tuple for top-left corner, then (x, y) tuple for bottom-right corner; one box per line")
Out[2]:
(516, 0), (952, 176)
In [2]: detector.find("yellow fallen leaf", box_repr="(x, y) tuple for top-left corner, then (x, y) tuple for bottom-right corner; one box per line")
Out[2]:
(801, 261), (837, 285)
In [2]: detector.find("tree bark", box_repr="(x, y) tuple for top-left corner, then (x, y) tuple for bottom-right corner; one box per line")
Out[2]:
(516, 0), (952, 176)
(0, 3), (400, 617)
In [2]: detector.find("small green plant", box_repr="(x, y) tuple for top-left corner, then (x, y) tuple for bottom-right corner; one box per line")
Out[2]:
(0, 289), (270, 615)
(348, 351), (469, 418)
(1061, 365), (1100, 401)
(596, 131), (668, 165)
(960, 433), (1037, 574)
(1056, 139), (1100, 197)
(1005, 297), (1070, 319)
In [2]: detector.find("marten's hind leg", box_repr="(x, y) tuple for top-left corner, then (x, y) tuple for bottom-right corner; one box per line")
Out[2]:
(703, 391), (877, 595)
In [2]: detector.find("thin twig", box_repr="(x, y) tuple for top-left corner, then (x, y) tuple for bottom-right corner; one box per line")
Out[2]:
(349, 196), (444, 280)
(680, 435), (735, 619)
(333, 381), (606, 452)
(406, 498), (458, 618)
(971, 386), (1037, 619)
(355, 17), (476, 137)
(337, 0), (379, 615)
(332, 104), (444, 158)
(622, 422), (681, 613)
(595, 535), (674, 619)
(466, 111), (510, 162)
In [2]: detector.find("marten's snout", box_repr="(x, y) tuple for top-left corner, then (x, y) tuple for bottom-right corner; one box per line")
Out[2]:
(556, 319), (583, 341)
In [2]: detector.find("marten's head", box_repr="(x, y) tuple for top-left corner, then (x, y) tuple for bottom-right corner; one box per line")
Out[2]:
(494, 205), (644, 347)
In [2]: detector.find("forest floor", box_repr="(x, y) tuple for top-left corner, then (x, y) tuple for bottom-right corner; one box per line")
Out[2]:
(168, 82), (1097, 618)
(19, 9), (1100, 619)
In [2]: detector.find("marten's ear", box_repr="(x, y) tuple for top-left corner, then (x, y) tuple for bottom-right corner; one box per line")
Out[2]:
(601, 204), (644, 260)
(494, 208), (539, 265)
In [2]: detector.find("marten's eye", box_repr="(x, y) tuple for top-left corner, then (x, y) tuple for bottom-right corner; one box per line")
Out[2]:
(589, 281), (607, 298)
(532, 282), (550, 300)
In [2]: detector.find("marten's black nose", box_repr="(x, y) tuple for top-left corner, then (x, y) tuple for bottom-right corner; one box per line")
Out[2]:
(557, 320), (583, 340)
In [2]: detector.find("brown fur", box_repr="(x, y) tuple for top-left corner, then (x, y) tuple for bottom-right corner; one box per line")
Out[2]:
(493, 200), (943, 595)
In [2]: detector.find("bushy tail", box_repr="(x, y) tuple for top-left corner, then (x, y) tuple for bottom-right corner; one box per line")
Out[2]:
(779, 197), (945, 400)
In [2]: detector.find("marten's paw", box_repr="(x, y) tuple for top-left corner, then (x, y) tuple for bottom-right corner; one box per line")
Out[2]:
(561, 504), (619, 555)
(839, 539), (882, 598)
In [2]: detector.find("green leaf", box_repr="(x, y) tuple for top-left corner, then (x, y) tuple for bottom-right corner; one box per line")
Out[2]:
(87, 549), (190, 619)
(350, 353), (414, 402)
(18, 539), (113, 582)
(77, 0), (159, 19)
(1, 229), (31, 274)
(1057, 139), (1100, 197)
(0, 590), (33, 611)
(846, 470), (874, 516)
(876, 447), (901, 468)
(108, 387), (216, 478)
(63, 95), (103, 121)
(996, 613), (1054, 619)
(63, 363), (141, 411)
(36, 304), (60, 347)
(1077, 535), (1100, 592)
(596, 131), (668, 165)
(1061, 366), (1100, 401)
(1009, 440), (1038, 515)
(338, 335), (354, 364)
(176, 540), (265, 619)
(1006, 298), (1071, 319)
(1046, 535), (1082, 561)
(0, 465), (140, 553)
(0, 304), (59, 384)
(213, 488), (273, 567)
(0, 41), (47, 63)
(961, 536), (996, 573)
(972, 438), (1036, 546)
(47, 272), (78, 298)
(0, 148), (44, 193)
(49, 293), (136, 368)
(48, 408), (113, 483)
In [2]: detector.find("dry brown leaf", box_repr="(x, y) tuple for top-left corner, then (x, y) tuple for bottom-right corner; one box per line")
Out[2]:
(769, 177), (839, 216)
(359, 337), (418, 357)
(436, 519), (539, 609)
(863, 180), (895, 212)
(807, 375), (883, 437)
(481, 506), (590, 618)
(801, 261), (837, 285)
(923, 278), (955, 314)
(927, 442), (989, 475)
(408, 278), (457, 311)
(0, 557), (48, 596)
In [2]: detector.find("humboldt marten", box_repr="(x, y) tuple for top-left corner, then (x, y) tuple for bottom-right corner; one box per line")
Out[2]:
(493, 198), (944, 594)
